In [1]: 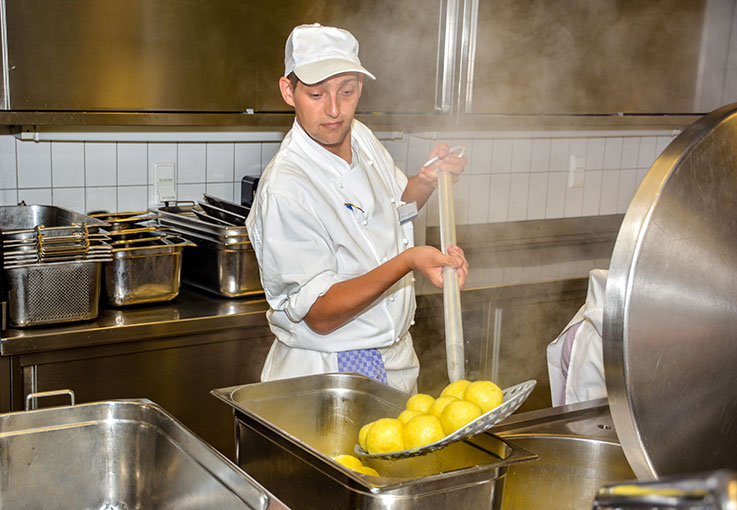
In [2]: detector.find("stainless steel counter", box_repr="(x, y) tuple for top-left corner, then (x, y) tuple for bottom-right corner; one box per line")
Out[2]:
(0, 286), (273, 458)
(0, 287), (269, 355)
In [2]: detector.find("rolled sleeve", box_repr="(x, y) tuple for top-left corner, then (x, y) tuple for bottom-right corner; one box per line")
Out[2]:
(284, 270), (339, 322)
(255, 192), (339, 323)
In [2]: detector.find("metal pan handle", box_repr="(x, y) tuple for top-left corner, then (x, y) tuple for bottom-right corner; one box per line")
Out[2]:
(25, 389), (76, 411)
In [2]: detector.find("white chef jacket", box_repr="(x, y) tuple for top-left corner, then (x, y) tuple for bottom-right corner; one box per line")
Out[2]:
(246, 118), (419, 393)
(547, 269), (608, 406)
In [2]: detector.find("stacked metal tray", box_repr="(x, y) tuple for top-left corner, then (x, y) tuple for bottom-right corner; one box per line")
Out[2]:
(153, 201), (262, 298)
(0, 205), (110, 327)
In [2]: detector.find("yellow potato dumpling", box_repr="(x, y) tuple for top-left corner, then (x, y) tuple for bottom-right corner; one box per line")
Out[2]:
(366, 418), (405, 454)
(440, 399), (482, 435)
(463, 380), (504, 413)
(334, 454), (364, 470)
(403, 414), (445, 449)
(440, 379), (471, 400)
(358, 421), (375, 452)
(355, 465), (380, 477)
(405, 393), (435, 413)
(397, 408), (422, 424)
(428, 395), (458, 419)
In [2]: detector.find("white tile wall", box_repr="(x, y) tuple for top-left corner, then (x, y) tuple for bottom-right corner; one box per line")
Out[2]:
(0, 129), (675, 229)
(51, 142), (84, 187)
(85, 143), (117, 187)
(117, 143), (147, 186)
(411, 131), (675, 227)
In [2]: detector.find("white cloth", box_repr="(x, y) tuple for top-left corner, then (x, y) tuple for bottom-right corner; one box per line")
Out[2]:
(246, 118), (419, 392)
(547, 269), (608, 406)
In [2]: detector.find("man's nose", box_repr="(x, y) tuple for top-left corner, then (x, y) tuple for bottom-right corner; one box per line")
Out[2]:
(325, 94), (339, 117)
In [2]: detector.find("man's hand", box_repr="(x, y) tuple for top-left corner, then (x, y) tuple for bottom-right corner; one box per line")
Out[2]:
(402, 143), (467, 209)
(404, 245), (469, 289)
(304, 244), (469, 334)
(417, 143), (467, 188)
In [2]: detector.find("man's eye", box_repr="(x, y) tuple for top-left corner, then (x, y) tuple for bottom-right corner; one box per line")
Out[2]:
(310, 93), (322, 99)
(343, 89), (354, 96)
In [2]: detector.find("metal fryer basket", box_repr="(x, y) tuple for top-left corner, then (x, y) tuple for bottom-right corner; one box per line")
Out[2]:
(1, 205), (110, 327)
(6, 260), (103, 327)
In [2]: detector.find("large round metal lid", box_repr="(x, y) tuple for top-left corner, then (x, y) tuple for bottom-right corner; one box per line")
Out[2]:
(604, 103), (737, 480)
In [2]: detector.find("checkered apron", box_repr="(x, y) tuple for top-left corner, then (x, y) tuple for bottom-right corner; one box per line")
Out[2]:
(336, 348), (388, 384)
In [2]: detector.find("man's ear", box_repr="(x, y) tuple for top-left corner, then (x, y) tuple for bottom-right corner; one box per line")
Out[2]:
(279, 77), (296, 107)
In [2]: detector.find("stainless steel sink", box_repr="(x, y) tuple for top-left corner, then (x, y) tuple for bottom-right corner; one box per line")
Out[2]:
(0, 397), (288, 509)
(491, 398), (636, 510)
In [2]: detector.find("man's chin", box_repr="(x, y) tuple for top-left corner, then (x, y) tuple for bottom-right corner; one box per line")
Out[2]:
(313, 129), (351, 149)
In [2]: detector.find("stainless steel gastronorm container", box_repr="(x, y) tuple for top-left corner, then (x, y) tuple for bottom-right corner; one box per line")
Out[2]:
(178, 231), (261, 298)
(0, 396), (289, 509)
(212, 373), (536, 510)
(154, 203), (262, 297)
(104, 238), (193, 306)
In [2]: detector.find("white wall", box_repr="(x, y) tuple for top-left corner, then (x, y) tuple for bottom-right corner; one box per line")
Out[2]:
(0, 128), (676, 224)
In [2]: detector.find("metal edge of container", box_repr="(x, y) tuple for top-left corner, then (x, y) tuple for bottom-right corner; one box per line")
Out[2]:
(153, 205), (249, 239)
(174, 227), (252, 249)
(0, 204), (107, 230)
(211, 374), (537, 495)
(603, 102), (737, 480)
(109, 238), (194, 257)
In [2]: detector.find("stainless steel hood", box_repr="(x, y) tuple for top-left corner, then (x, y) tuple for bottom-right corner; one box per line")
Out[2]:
(0, 0), (731, 130)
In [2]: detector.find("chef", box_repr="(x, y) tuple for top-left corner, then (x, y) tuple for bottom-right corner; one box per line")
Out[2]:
(246, 23), (468, 393)
(547, 269), (608, 406)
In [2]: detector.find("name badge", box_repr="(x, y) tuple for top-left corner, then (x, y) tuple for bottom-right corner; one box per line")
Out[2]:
(398, 202), (418, 224)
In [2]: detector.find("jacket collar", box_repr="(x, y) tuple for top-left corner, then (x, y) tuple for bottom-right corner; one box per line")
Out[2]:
(290, 118), (356, 177)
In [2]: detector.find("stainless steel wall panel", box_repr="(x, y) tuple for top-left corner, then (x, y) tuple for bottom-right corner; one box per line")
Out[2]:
(253, 0), (443, 114)
(6, 0), (258, 111)
(471, 0), (708, 114)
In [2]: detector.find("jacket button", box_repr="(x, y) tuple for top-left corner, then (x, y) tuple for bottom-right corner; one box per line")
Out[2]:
(362, 220), (368, 226)
(389, 296), (395, 302)
(411, 277), (416, 283)
(390, 198), (396, 204)
(410, 320), (415, 326)
(403, 238), (409, 245)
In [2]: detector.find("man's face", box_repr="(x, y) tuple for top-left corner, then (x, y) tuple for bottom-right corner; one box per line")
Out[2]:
(280, 73), (363, 154)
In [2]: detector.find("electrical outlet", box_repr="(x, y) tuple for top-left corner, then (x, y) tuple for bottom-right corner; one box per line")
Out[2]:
(155, 162), (177, 202)
(568, 155), (585, 189)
